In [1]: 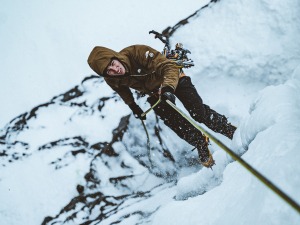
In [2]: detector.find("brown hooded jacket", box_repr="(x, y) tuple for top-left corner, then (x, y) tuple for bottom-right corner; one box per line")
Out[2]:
(87, 45), (179, 105)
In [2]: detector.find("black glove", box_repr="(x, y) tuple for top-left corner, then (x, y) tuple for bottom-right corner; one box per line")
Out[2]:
(128, 102), (146, 120)
(160, 86), (176, 103)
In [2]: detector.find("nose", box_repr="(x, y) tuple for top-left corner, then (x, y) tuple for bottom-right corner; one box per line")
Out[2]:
(108, 65), (118, 74)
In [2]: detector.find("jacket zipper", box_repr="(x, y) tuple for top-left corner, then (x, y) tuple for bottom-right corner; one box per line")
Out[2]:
(129, 71), (156, 77)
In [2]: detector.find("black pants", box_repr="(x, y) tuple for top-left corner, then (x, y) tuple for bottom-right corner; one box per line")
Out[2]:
(147, 76), (234, 150)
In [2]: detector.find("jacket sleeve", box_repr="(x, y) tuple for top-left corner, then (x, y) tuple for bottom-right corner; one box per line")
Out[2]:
(157, 60), (179, 91)
(104, 78), (135, 105)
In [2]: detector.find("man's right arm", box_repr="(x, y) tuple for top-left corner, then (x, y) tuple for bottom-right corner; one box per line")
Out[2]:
(104, 78), (145, 119)
(106, 82), (135, 105)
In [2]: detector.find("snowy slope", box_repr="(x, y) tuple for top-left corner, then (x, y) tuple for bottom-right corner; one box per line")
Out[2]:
(152, 0), (300, 224)
(0, 74), (203, 224)
(152, 69), (300, 225)
(1, 0), (300, 225)
(0, 0), (201, 128)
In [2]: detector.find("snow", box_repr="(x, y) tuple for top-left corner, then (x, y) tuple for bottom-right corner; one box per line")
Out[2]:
(152, 66), (300, 225)
(1, 0), (300, 224)
(0, 0), (202, 128)
(0, 148), (89, 225)
(150, 0), (300, 224)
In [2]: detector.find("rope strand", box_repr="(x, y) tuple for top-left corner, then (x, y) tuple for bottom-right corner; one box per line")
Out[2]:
(140, 98), (161, 169)
(164, 99), (300, 214)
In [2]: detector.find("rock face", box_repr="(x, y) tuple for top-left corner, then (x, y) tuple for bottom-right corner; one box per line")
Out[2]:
(0, 76), (199, 225)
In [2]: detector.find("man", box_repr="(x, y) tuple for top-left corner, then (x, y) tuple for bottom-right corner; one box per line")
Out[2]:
(87, 45), (236, 168)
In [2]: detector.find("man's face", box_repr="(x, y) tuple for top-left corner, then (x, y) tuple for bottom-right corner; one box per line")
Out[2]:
(106, 59), (125, 76)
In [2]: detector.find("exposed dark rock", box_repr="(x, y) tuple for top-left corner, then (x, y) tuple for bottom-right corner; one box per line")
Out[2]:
(109, 175), (135, 186)
(162, 0), (221, 39)
(81, 75), (102, 84)
(27, 102), (55, 120)
(71, 148), (86, 156)
(76, 184), (84, 194)
(38, 136), (89, 151)
(41, 216), (54, 225)
(57, 85), (84, 103)
(90, 141), (109, 151)
(0, 150), (7, 157)
(98, 97), (111, 111)
(2, 113), (29, 138)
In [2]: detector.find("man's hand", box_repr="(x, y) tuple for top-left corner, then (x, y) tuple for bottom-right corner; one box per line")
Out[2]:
(160, 86), (176, 103)
(128, 102), (146, 120)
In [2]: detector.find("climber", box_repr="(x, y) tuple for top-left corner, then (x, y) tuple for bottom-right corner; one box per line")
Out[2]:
(87, 44), (236, 168)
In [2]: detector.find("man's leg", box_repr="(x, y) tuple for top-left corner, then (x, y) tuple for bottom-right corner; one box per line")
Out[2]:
(147, 95), (213, 167)
(175, 76), (236, 139)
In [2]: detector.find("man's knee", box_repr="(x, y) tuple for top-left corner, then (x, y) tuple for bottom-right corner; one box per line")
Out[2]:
(177, 76), (193, 89)
(147, 95), (157, 105)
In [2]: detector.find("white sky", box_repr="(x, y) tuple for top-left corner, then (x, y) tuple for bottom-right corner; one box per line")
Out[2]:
(0, 0), (205, 128)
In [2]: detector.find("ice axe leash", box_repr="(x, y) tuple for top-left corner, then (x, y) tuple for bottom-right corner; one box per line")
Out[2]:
(164, 99), (300, 214)
(140, 98), (162, 168)
(142, 98), (161, 117)
(141, 120), (153, 168)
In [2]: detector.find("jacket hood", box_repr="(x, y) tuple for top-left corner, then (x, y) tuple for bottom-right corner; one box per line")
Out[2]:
(87, 46), (129, 76)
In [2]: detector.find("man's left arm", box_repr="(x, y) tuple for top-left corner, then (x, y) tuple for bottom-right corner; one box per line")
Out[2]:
(157, 60), (179, 91)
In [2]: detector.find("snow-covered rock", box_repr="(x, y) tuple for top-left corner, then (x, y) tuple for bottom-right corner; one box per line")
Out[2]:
(1, 0), (300, 224)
